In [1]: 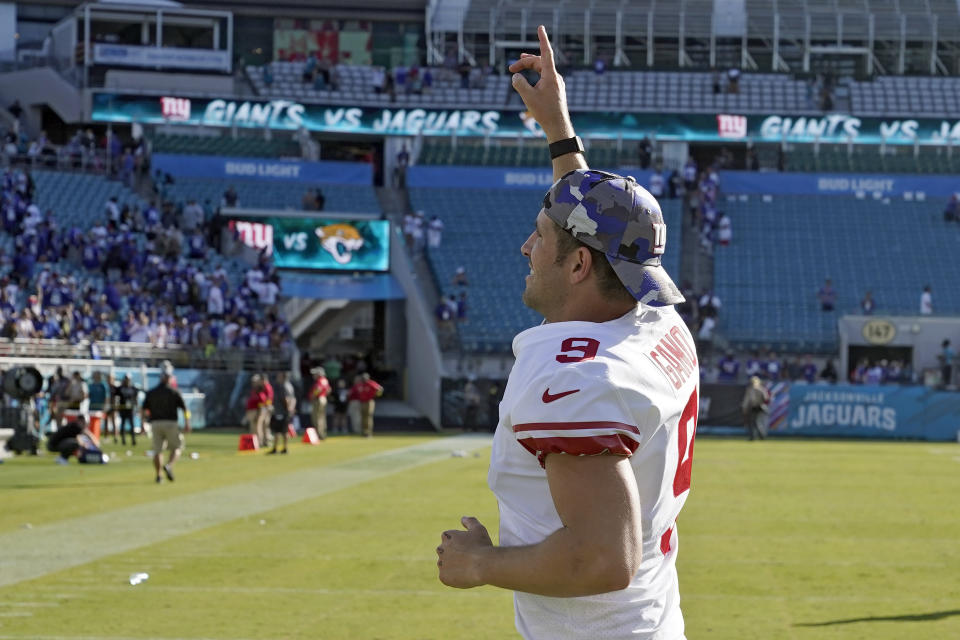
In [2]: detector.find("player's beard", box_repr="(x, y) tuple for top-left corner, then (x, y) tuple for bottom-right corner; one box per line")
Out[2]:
(522, 269), (566, 321)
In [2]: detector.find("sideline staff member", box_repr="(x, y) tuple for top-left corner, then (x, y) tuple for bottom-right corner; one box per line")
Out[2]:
(143, 373), (191, 483)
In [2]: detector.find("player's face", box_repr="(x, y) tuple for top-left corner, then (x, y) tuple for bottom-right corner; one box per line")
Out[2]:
(520, 211), (567, 319)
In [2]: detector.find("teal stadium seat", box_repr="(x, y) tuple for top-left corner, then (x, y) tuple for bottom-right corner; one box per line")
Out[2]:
(713, 196), (960, 352)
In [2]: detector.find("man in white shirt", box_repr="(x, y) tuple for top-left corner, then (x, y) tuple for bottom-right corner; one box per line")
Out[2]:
(436, 27), (697, 640)
(427, 215), (444, 249)
(920, 285), (933, 315)
(207, 281), (224, 317)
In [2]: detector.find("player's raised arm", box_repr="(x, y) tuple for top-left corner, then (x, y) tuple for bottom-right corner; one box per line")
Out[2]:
(509, 25), (587, 181)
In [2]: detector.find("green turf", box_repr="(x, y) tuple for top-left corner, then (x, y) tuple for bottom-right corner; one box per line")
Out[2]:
(1, 433), (958, 639)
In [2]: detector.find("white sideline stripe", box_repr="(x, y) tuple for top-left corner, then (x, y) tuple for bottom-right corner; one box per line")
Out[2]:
(0, 435), (492, 589)
(0, 637), (261, 640)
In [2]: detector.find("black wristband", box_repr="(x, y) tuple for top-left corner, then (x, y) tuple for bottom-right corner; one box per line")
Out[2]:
(548, 136), (584, 160)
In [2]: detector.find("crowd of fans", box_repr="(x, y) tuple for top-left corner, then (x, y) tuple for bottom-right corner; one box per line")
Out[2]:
(0, 165), (292, 353)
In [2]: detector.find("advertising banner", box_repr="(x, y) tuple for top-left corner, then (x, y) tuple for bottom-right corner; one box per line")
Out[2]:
(720, 171), (960, 197)
(229, 217), (389, 272)
(92, 93), (960, 145)
(774, 383), (960, 441)
(408, 165), (960, 197)
(151, 153), (371, 184)
(92, 44), (230, 71)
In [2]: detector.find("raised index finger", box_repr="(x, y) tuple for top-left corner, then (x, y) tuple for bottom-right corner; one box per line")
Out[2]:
(537, 25), (556, 77)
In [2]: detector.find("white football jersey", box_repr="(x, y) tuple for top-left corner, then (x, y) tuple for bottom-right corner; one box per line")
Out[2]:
(488, 304), (699, 640)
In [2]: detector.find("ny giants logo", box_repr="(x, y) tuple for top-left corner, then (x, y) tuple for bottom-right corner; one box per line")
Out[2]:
(717, 114), (747, 139)
(160, 97), (191, 121)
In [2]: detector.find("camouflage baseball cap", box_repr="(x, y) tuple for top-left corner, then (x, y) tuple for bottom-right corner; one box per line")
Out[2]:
(542, 169), (684, 307)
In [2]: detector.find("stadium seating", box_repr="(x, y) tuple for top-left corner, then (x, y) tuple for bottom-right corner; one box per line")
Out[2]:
(850, 75), (960, 119)
(247, 63), (511, 109)
(713, 195), (960, 352)
(151, 134), (302, 159)
(410, 187), (684, 351)
(31, 170), (145, 229)
(160, 178), (380, 214)
(248, 62), (817, 114)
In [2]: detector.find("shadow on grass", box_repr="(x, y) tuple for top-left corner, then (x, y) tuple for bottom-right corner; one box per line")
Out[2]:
(797, 609), (960, 626)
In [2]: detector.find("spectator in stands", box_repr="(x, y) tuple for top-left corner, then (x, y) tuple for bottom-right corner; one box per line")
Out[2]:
(860, 290), (875, 315)
(698, 290), (720, 320)
(648, 164), (665, 199)
(456, 291), (468, 323)
(864, 360), (886, 385)
(395, 65), (408, 91)
(717, 351), (740, 382)
(800, 355), (818, 383)
(886, 360), (905, 384)
(940, 339), (954, 387)
(8, 99), (22, 122)
(820, 358), (838, 383)
(711, 70), (722, 95)
(667, 170), (681, 199)
(452, 266), (469, 287)
(593, 58), (606, 77)
(407, 66), (423, 95)
(726, 68), (740, 94)
(427, 215), (444, 249)
(371, 66), (386, 94)
(817, 278), (836, 311)
(182, 199), (203, 232)
(395, 145), (410, 188)
(301, 188), (318, 210)
(638, 137), (652, 169)
(746, 147), (760, 171)
(315, 187), (325, 211)
(457, 59), (472, 89)
(682, 156), (697, 199)
(422, 68), (433, 93)
(745, 350), (764, 379)
(222, 185), (239, 208)
(943, 194), (958, 222)
(263, 65), (273, 88)
(302, 55), (318, 83)
(920, 285), (933, 315)
(765, 352), (782, 381)
(716, 212), (732, 246)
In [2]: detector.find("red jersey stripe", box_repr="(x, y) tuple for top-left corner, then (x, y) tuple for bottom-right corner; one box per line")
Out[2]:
(517, 433), (641, 467)
(513, 421), (642, 435)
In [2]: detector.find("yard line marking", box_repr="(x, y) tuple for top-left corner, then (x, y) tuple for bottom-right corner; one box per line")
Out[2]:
(0, 435), (491, 589)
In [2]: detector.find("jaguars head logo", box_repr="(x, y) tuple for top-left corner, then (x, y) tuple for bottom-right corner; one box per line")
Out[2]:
(315, 223), (365, 265)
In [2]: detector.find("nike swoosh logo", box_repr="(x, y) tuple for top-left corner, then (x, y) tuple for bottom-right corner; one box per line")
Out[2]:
(542, 388), (580, 403)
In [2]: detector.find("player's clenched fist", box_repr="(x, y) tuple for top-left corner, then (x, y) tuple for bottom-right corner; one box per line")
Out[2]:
(436, 516), (493, 589)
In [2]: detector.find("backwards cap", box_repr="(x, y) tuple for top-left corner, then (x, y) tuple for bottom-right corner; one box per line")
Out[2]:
(541, 169), (684, 307)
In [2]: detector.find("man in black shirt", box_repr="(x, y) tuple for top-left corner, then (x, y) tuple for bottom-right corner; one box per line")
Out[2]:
(116, 375), (140, 446)
(142, 373), (191, 483)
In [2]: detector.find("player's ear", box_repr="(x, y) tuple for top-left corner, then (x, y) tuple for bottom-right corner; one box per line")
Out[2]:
(569, 246), (591, 284)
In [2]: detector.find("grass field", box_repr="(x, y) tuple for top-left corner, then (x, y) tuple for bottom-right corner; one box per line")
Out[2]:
(1, 431), (959, 639)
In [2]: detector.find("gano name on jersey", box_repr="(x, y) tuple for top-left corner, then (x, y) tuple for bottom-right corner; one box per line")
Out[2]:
(488, 304), (699, 640)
